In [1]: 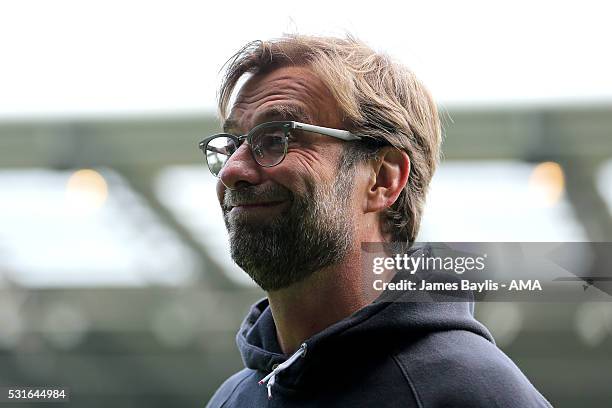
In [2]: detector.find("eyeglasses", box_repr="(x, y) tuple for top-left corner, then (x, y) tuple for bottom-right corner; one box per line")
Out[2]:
(198, 121), (363, 177)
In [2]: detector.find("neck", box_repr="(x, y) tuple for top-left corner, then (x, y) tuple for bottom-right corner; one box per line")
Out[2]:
(267, 246), (378, 354)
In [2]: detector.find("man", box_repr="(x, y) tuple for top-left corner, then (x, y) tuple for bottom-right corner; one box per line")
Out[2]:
(203, 34), (552, 407)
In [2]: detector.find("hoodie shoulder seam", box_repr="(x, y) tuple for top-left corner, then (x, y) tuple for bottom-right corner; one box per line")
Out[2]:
(391, 353), (424, 408)
(217, 370), (256, 408)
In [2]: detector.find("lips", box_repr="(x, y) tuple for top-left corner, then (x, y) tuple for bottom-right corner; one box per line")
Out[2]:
(222, 184), (293, 214)
(226, 200), (290, 220)
(233, 200), (286, 209)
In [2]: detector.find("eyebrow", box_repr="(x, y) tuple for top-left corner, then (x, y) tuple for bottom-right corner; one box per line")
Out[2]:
(222, 104), (313, 134)
(254, 104), (313, 124)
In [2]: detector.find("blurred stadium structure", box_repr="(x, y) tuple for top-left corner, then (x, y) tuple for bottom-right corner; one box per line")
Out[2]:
(0, 105), (611, 407)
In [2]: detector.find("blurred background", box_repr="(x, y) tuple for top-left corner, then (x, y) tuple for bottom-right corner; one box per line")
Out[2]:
(1, 0), (611, 407)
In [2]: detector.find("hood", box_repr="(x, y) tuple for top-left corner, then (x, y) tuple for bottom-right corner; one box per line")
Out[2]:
(235, 245), (494, 396)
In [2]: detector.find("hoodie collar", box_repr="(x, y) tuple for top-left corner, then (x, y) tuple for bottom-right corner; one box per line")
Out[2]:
(237, 296), (493, 387)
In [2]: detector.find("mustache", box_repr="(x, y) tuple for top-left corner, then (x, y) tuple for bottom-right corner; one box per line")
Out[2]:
(223, 184), (293, 210)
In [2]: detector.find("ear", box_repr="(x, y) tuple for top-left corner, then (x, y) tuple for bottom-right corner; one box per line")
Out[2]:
(364, 147), (410, 213)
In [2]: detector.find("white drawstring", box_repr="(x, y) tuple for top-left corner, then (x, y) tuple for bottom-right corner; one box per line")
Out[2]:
(258, 343), (307, 399)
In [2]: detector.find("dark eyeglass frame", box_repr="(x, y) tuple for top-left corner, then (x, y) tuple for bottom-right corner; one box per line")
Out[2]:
(198, 120), (363, 177)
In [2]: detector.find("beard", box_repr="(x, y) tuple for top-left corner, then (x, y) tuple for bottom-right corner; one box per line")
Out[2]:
(222, 168), (356, 291)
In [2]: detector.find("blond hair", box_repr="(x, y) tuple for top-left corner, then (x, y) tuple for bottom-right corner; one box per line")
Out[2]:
(218, 34), (442, 244)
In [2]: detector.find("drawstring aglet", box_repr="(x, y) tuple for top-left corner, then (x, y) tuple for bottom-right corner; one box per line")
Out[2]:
(258, 343), (307, 399)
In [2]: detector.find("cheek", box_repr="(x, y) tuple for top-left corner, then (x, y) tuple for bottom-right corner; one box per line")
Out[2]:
(282, 145), (342, 186)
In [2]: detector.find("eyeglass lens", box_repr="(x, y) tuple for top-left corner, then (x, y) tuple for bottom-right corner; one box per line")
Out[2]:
(204, 125), (288, 176)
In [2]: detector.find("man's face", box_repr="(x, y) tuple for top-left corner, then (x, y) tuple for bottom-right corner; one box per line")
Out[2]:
(216, 66), (360, 291)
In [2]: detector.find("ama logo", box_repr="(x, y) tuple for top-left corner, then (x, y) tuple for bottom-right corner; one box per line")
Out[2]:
(509, 280), (542, 291)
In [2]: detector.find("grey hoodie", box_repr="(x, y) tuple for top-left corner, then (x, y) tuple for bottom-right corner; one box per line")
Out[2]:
(207, 261), (552, 407)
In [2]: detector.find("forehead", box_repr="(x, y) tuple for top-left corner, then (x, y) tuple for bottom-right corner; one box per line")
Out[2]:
(226, 65), (340, 132)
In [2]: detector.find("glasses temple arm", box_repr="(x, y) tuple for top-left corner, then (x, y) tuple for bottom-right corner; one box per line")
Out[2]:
(292, 122), (362, 141)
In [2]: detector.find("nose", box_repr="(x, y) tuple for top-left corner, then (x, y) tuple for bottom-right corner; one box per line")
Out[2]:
(218, 141), (262, 190)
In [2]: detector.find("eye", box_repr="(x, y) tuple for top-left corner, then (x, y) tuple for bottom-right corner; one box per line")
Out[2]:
(286, 130), (305, 143)
(261, 133), (285, 151)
